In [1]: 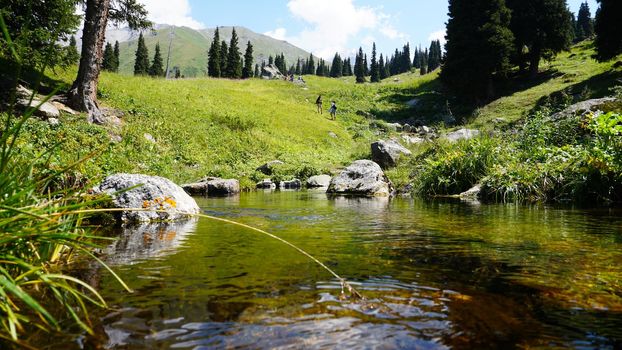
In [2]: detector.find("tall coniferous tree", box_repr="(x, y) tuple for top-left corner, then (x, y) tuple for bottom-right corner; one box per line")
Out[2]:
(295, 59), (302, 75)
(306, 54), (315, 74)
(363, 54), (369, 76)
(506, 0), (572, 76)
(220, 40), (228, 75)
(576, 1), (594, 40)
(594, 0), (622, 61)
(254, 64), (260, 77)
(133, 32), (150, 75)
(441, 0), (514, 101)
(149, 42), (164, 77)
(242, 41), (254, 78)
(330, 53), (343, 77)
(379, 54), (387, 80)
(370, 43), (380, 82)
(355, 47), (366, 83)
(66, 35), (80, 65)
(208, 27), (221, 77)
(402, 43), (412, 72)
(226, 27), (242, 78)
(102, 42), (115, 71)
(113, 40), (120, 72)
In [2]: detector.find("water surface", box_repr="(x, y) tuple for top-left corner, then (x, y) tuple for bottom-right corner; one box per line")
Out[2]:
(74, 192), (622, 348)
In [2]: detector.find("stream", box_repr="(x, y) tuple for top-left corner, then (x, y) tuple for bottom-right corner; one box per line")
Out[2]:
(52, 191), (622, 349)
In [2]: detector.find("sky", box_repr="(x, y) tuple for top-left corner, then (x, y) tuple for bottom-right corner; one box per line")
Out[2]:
(137, 0), (599, 60)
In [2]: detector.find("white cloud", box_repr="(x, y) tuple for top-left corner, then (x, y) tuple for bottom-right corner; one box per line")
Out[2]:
(266, 0), (405, 60)
(380, 26), (407, 41)
(138, 0), (204, 29)
(428, 29), (446, 45)
(264, 28), (288, 41)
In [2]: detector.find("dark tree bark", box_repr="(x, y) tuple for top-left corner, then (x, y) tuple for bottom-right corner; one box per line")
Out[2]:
(529, 45), (541, 77)
(68, 0), (110, 124)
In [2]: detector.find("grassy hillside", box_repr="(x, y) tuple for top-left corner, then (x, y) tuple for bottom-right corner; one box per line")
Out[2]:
(116, 26), (313, 77)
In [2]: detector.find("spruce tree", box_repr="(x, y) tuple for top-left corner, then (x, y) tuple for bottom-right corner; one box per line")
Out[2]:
(306, 54), (315, 75)
(420, 52), (428, 75)
(594, 0), (622, 61)
(577, 1), (594, 40)
(355, 47), (367, 83)
(363, 53), (369, 76)
(66, 35), (80, 65)
(506, 0), (573, 76)
(242, 41), (254, 78)
(413, 48), (420, 69)
(379, 54), (387, 80)
(330, 53), (343, 77)
(254, 64), (260, 78)
(225, 27), (242, 78)
(370, 43), (380, 82)
(295, 59), (302, 75)
(441, 0), (514, 101)
(208, 27), (221, 77)
(402, 43), (412, 72)
(134, 32), (150, 75)
(102, 42), (115, 71)
(113, 40), (120, 72)
(149, 42), (164, 77)
(220, 41), (228, 75)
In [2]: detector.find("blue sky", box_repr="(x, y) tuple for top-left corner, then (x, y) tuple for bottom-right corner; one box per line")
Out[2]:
(140, 0), (598, 60)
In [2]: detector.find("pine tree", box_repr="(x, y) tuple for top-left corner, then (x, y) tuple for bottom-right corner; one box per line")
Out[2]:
(242, 41), (254, 78)
(269, 55), (274, 65)
(133, 32), (150, 75)
(113, 40), (120, 72)
(355, 47), (366, 83)
(427, 40), (442, 72)
(306, 54), (315, 75)
(102, 43), (115, 71)
(220, 41), (228, 75)
(420, 51), (428, 75)
(295, 59), (302, 75)
(379, 54), (387, 80)
(66, 35), (80, 65)
(413, 48), (420, 69)
(594, 0), (622, 61)
(402, 43), (412, 72)
(507, 0), (573, 76)
(254, 63), (260, 77)
(363, 53), (369, 76)
(149, 42), (164, 77)
(370, 43), (380, 82)
(226, 28), (242, 78)
(441, 0), (515, 101)
(577, 1), (594, 40)
(329, 53), (343, 78)
(208, 27), (221, 77)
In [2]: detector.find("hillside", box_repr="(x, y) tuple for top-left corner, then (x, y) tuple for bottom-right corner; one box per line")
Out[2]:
(113, 25), (312, 77)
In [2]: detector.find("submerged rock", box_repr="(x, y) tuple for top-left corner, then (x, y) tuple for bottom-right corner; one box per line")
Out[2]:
(327, 160), (393, 197)
(306, 174), (332, 188)
(257, 179), (276, 190)
(371, 139), (412, 169)
(92, 173), (200, 223)
(460, 184), (481, 200)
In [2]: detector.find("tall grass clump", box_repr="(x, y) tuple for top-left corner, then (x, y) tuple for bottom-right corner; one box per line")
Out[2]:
(0, 17), (126, 347)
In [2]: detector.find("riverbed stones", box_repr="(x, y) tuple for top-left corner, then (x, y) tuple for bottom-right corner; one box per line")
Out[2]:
(256, 160), (284, 175)
(327, 160), (393, 197)
(182, 177), (240, 196)
(371, 139), (412, 169)
(444, 128), (481, 143)
(92, 173), (200, 223)
(279, 179), (302, 189)
(306, 175), (332, 188)
(257, 179), (276, 190)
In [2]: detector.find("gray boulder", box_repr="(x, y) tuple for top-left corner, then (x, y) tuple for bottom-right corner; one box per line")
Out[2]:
(256, 160), (284, 175)
(386, 123), (403, 132)
(551, 97), (619, 120)
(93, 173), (200, 223)
(371, 139), (412, 169)
(182, 177), (240, 196)
(444, 128), (481, 143)
(402, 124), (413, 133)
(460, 184), (481, 200)
(327, 160), (393, 197)
(257, 179), (276, 190)
(17, 98), (60, 119)
(401, 134), (425, 145)
(306, 174), (332, 188)
(280, 179), (302, 189)
(261, 64), (284, 80)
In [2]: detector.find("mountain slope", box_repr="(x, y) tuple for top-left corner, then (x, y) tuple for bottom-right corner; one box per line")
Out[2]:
(113, 25), (312, 77)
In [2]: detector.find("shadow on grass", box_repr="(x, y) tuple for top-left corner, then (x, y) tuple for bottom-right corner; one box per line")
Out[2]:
(0, 57), (69, 98)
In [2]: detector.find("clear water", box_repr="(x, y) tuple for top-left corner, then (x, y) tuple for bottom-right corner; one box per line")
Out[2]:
(53, 191), (622, 349)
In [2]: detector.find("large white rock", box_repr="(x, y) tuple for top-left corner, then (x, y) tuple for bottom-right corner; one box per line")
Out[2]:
(93, 173), (200, 223)
(306, 174), (332, 188)
(327, 160), (393, 197)
(182, 177), (240, 196)
(371, 139), (412, 169)
(444, 128), (481, 143)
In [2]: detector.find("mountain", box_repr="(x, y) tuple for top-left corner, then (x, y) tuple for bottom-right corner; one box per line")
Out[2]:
(105, 25), (312, 77)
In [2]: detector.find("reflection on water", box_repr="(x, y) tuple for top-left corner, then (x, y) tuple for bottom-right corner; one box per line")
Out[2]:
(45, 191), (622, 349)
(105, 219), (198, 265)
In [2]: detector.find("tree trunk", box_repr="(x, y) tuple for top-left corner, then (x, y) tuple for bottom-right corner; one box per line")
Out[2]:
(68, 0), (110, 124)
(529, 46), (541, 78)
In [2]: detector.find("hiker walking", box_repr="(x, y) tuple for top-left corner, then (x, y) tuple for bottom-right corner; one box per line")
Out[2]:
(316, 95), (323, 114)
(329, 101), (337, 120)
